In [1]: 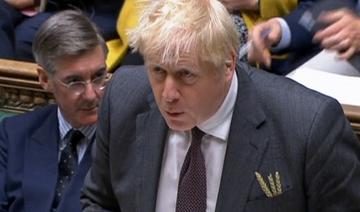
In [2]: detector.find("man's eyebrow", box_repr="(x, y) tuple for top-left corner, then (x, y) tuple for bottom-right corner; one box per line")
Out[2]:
(93, 67), (107, 75)
(62, 74), (83, 81)
(174, 67), (198, 74)
(61, 66), (107, 81)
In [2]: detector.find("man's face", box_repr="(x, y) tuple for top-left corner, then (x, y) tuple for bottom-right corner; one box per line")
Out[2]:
(146, 54), (234, 131)
(39, 45), (106, 128)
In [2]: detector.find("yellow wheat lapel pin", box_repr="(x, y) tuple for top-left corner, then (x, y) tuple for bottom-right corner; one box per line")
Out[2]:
(255, 171), (283, 198)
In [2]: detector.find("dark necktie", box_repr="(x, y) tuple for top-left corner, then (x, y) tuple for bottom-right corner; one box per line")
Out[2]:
(176, 127), (207, 212)
(52, 129), (84, 210)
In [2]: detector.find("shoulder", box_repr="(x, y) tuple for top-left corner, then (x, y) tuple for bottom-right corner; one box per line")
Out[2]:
(259, 0), (297, 17)
(111, 65), (148, 84)
(238, 63), (358, 153)
(100, 65), (152, 121)
(92, 0), (124, 12)
(243, 63), (331, 105)
(0, 105), (57, 134)
(106, 65), (151, 104)
(238, 62), (343, 127)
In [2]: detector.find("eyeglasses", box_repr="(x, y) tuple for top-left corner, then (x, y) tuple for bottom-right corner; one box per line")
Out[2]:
(54, 73), (110, 96)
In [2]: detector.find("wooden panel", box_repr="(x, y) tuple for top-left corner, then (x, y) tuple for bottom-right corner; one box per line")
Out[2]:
(343, 104), (360, 140)
(0, 58), (39, 79)
(0, 59), (54, 113)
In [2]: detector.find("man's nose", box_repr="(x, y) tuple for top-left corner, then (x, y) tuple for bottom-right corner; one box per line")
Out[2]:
(83, 83), (98, 99)
(162, 77), (180, 102)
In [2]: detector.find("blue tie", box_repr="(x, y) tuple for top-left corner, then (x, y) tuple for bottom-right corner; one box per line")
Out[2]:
(52, 129), (83, 210)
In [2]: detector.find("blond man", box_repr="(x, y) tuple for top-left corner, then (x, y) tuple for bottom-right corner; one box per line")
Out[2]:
(82, 0), (360, 211)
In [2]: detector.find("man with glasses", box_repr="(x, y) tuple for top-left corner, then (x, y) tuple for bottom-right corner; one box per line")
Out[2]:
(0, 10), (109, 212)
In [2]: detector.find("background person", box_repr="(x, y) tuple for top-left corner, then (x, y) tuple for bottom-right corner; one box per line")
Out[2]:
(0, 10), (108, 212)
(248, 0), (357, 74)
(0, 0), (121, 61)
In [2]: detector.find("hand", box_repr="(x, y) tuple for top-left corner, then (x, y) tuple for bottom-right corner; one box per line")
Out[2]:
(313, 9), (360, 60)
(5, 0), (35, 9)
(248, 18), (282, 68)
(220, 0), (259, 12)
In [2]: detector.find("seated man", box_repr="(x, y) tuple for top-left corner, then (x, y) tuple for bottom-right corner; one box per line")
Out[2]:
(81, 0), (360, 211)
(248, 0), (358, 74)
(0, 10), (109, 212)
(313, 8), (360, 60)
(0, 0), (121, 61)
(220, 0), (299, 61)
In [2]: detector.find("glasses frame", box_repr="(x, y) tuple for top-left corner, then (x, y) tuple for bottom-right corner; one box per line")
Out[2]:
(54, 73), (111, 96)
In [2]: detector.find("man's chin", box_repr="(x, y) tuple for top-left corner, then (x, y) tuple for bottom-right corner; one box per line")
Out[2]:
(73, 115), (98, 128)
(165, 119), (193, 131)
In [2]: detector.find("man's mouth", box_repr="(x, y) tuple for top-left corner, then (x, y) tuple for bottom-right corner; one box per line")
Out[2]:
(166, 111), (184, 117)
(81, 106), (98, 112)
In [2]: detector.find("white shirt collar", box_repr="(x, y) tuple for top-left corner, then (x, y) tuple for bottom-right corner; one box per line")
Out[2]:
(197, 72), (238, 141)
(57, 107), (96, 140)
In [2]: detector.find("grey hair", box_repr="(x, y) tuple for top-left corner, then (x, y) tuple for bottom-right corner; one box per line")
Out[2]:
(32, 10), (108, 75)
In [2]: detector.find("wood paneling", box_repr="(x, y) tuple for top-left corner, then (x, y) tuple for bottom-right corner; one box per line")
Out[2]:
(343, 104), (360, 140)
(0, 59), (54, 113)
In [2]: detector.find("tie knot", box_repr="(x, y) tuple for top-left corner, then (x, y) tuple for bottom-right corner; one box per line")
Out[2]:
(68, 129), (84, 146)
(191, 127), (205, 144)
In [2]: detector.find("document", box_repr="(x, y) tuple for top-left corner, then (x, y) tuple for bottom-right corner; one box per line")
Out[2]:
(286, 51), (360, 106)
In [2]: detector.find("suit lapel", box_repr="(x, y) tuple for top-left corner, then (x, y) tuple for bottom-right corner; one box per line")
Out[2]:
(23, 106), (59, 212)
(215, 68), (270, 212)
(136, 99), (168, 212)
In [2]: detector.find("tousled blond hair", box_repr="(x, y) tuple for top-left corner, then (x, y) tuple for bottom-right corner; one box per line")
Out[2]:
(128, 0), (239, 68)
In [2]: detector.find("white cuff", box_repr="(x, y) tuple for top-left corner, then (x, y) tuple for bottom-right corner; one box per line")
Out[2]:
(271, 17), (291, 52)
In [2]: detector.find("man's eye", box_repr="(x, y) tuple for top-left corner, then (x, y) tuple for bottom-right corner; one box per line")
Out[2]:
(181, 70), (194, 78)
(93, 69), (107, 78)
(64, 77), (82, 84)
(153, 66), (165, 74)
(67, 81), (85, 91)
(179, 70), (197, 85)
(151, 67), (167, 79)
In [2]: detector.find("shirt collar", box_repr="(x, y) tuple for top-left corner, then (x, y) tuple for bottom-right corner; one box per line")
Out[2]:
(57, 107), (96, 140)
(197, 72), (238, 141)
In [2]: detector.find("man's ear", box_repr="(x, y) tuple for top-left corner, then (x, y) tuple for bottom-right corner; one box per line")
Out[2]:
(224, 50), (236, 79)
(37, 66), (53, 92)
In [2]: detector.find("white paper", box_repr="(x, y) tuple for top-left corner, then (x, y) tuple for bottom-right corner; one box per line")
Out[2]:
(287, 67), (360, 106)
(300, 50), (360, 77)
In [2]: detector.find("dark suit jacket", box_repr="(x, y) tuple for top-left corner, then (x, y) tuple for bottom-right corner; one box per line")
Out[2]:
(0, 105), (93, 212)
(284, 0), (357, 52)
(0, 0), (23, 59)
(0, 0), (123, 61)
(81, 64), (360, 211)
(45, 0), (123, 40)
(271, 0), (358, 74)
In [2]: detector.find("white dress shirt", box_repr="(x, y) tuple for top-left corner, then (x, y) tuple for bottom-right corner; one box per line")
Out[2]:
(155, 72), (238, 212)
(57, 108), (95, 163)
(271, 17), (291, 52)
